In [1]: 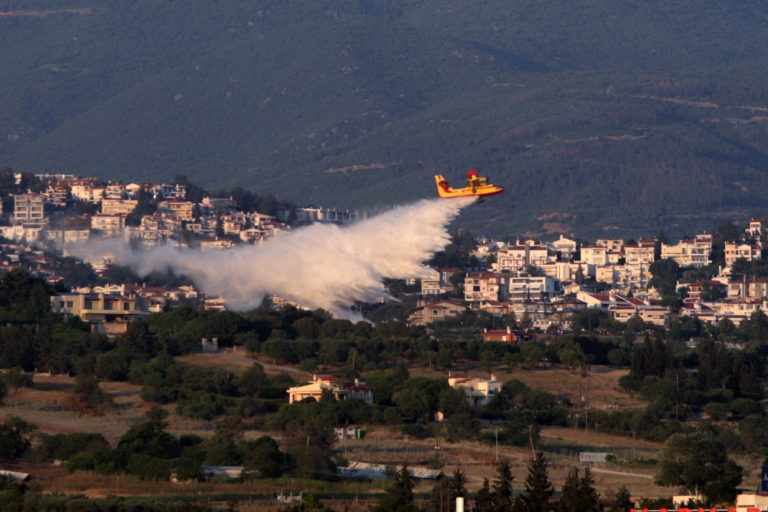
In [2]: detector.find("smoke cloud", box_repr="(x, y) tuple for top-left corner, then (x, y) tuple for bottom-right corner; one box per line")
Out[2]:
(71, 197), (475, 320)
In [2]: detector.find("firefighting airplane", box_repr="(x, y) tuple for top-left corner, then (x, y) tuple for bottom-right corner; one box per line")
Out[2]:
(434, 169), (504, 201)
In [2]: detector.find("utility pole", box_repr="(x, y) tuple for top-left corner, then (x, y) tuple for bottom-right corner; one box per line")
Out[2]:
(632, 431), (636, 461)
(675, 372), (679, 422)
(584, 365), (589, 435)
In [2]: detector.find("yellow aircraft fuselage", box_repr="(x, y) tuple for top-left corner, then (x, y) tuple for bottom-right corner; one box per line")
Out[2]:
(434, 173), (504, 199)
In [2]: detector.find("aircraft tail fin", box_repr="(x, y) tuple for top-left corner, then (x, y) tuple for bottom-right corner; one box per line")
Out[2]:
(434, 174), (454, 198)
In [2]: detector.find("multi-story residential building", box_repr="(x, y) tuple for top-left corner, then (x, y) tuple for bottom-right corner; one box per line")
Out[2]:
(158, 199), (195, 221)
(609, 301), (670, 328)
(104, 183), (126, 199)
(539, 260), (593, 282)
(91, 213), (126, 236)
(0, 225), (43, 242)
(101, 198), (138, 216)
(596, 266), (620, 286)
(622, 264), (652, 290)
(551, 235), (577, 259)
(661, 234), (712, 268)
(419, 267), (461, 296)
(624, 242), (655, 266)
(508, 300), (560, 330)
(727, 278), (768, 300)
(407, 299), (466, 326)
(70, 178), (104, 203)
(51, 292), (146, 335)
(494, 241), (554, 272)
(222, 213), (248, 235)
(12, 194), (46, 226)
(724, 242), (761, 267)
(747, 218), (768, 239)
(580, 246), (608, 267)
(155, 183), (186, 200)
(508, 276), (562, 300)
(596, 239), (623, 253)
(686, 280), (728, 300)
(43, 185), (68, 207)
(44, 229), (90, 245)
(473, 240), (507, 261)
(464, 273), (508, 302)
(595, 264), (652, 291)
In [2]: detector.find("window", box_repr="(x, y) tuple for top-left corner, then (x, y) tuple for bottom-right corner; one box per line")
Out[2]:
(123, 302), (131, 311)
(103, 301), (113, 311)
(84, 300), (93, 310)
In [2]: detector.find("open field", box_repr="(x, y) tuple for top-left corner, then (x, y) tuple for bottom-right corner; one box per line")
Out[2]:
(0, 357), (681, 507)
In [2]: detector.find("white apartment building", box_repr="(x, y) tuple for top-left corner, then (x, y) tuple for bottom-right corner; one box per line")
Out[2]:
(624, 243), (655, 266)
(661, 234), (712, 268)
(580, 246), (608, 267)
(494, 242), (554, 272)
(508, 275), (562, 300)
(551, 235), (577, 259)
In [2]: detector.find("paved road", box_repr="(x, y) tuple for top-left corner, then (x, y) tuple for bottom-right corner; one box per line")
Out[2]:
(579, 466), (653, 479)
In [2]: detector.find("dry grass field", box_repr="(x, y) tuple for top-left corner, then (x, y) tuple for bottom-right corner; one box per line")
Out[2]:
(0, 355), (686, 507)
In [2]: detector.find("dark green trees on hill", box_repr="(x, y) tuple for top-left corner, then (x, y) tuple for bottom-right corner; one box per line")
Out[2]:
(655, 430), (742, 505)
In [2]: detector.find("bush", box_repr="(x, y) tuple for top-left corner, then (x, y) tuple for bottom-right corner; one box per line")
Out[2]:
(730, 398), (763, 420)
(401, 423), (430, 439)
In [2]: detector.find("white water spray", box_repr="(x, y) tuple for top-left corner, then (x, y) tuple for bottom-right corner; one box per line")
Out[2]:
(71, 197), (474, 320)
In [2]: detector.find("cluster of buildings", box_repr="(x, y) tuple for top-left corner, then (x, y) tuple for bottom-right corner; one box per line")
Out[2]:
(3, 173), (362, 249)
(409, 223), (768, 334)
(2, 175), (293, 248)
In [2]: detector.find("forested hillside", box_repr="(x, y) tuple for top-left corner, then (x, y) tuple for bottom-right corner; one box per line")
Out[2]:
(3, 1), (768, 236)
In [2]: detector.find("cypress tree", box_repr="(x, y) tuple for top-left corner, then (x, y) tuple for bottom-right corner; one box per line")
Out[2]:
(522, 452), (553, 512)
(474, 478), (494, 512)
(492, 461), (515, 512)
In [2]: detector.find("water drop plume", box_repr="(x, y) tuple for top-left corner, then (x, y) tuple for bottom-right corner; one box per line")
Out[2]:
(71, 197), (474, 319)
